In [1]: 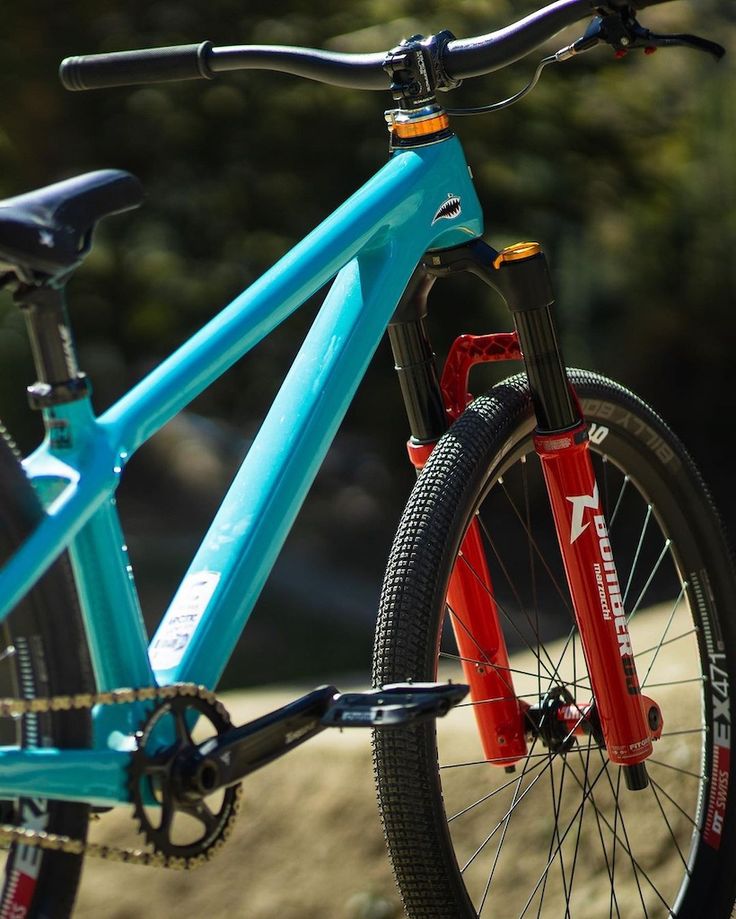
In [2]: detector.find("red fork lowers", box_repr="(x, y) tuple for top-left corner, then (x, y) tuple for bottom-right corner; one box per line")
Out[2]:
(535, 422), (656, 769)
(446, 519), (528, 765)
(408, 439), (528, 767)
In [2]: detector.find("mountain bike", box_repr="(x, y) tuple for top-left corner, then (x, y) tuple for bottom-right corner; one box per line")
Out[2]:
(0, 0), (733, 916)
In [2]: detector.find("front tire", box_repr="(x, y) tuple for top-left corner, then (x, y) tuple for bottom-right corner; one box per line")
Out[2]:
(373, 371), (736, 918)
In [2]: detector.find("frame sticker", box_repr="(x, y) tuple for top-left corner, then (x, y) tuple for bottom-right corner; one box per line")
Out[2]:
(149, 571), (221, 671)
(431, 194), (462, 225)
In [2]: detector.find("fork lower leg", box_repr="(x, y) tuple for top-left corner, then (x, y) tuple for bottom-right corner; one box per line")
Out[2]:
(504, 245), (655, 787)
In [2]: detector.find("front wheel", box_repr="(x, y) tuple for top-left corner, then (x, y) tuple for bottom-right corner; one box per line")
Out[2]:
(373, 370), (736, 918)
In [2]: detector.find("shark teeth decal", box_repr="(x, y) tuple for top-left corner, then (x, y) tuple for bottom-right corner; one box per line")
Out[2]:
(431, 195), (462, 225)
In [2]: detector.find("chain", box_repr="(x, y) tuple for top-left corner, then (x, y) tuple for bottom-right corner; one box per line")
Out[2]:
(0, 682), (241, 870)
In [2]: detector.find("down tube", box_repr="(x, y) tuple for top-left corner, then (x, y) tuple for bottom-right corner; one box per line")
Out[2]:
(151, 244), (427, 687)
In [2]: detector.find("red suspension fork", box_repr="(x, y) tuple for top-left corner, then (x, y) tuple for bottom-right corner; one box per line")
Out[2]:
(390, 243), (660, 785)
(534, 424), (654, 769)
(498, 241), (659, 789)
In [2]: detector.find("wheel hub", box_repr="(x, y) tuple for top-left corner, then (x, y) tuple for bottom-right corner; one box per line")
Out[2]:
(525, 686), (604, 753)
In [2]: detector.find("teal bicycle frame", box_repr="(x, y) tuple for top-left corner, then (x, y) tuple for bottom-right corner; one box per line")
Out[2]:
(0, 134), (483, 806)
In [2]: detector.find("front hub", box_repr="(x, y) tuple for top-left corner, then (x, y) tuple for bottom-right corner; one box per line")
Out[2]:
(525, 686), (604, 754)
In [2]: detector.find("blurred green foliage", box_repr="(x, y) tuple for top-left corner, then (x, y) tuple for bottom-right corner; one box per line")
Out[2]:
(0, 1), (733, 684)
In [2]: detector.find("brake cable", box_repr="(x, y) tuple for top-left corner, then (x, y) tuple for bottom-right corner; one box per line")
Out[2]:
(445, 53), (561, 116)
(445, 9), (725, 117)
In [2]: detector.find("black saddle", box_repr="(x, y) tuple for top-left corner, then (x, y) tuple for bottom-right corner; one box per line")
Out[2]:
(0, 169), (143, 283)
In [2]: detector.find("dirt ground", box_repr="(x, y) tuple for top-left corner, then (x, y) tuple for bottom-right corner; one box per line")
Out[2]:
(74, 605), (699, 918)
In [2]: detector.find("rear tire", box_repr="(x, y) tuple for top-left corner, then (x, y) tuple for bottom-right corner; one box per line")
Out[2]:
(0, 424), (94, 919)
(373, 371), (736, 918)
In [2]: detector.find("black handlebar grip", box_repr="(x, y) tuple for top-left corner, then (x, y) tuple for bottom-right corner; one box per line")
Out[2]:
(59, 41), (214, 91)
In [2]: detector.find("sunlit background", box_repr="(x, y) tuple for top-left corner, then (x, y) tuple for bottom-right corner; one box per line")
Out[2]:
(0, 2), (734, 914)
(1, 0), (733, 687)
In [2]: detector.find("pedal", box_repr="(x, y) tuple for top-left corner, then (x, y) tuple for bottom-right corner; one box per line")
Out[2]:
(175, 682), (468, 800)
(321, 682), (469, 728)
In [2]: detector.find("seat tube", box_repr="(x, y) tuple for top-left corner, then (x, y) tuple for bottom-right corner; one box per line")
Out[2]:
(496, 242), (657, 789)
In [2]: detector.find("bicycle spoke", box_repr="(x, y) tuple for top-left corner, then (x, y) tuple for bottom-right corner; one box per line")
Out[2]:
(518, 758), (610, 918)
(474, 708), (603, 914)
(460, 740), (555, 874)
(635, 627), (697, 660)
(648, 776), (699, 829)
(639, 585), (688, 687)
(621, 504), (653, 607)
(608, 475), (630, 531)
(659, 726), (705, 738)
(608, 765), (622, 919)
(583, 756), (679, 916)
(446, 599), (523, 701)
(647, 758), (702, 780)
(626, 541), (673, 624)
(546, 750), (572, 914)
(448, 756), (550, 822)
(644, 678), (704, 690)
(608, 765), (648, 918)
(572, 744), (621, 919)
(521, 457), (545, 723)
(649, 780), (690, 871)
(441, 749), (585, 769)
(469, 534), (571, 709)
(497, 477), (572, 614)
(448, 567), (557, 687)
(439, 650), (579, 687)
(564, 738), (595, 915)
(457, 691), (547, 707)
(477, 747), (541, 915)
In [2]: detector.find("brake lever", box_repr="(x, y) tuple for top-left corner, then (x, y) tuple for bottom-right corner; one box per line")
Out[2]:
(633, 30), (726, 61)
(570, 14), (726, 62)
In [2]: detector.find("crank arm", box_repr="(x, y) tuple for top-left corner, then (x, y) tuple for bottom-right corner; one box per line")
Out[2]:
(175, 682), (468, 799)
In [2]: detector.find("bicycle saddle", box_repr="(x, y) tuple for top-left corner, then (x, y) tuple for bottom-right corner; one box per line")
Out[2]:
(0, 169), (143, 283)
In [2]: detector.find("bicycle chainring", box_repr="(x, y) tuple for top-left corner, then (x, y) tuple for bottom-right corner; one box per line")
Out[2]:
(129, 692), (242, 861)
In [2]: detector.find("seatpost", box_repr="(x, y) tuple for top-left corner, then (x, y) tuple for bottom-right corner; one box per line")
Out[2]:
(14, 283), (90, 410)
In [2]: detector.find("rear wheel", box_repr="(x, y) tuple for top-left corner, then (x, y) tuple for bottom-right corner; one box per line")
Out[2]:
(373, 371), (736, 918)
(0, 424), (94, 918)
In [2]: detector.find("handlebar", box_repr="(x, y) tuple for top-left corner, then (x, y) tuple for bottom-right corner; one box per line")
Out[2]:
(58, 0), (712, 94)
